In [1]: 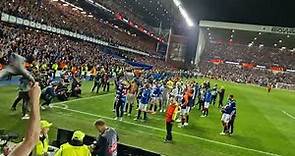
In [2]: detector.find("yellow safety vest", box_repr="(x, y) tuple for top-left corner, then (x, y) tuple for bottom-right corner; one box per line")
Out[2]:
(54, 143), (91, 156)
(52, 64), (58, 71)
(35, 136), (49, 156)
(167, 80), (174, 89)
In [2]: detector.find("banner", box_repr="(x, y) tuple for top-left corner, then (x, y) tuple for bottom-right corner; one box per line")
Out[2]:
(242, 63), (255, 69)
(225, 61), (239, 65)
(271, 66), (285, 73)
(209, 59), (224, 65)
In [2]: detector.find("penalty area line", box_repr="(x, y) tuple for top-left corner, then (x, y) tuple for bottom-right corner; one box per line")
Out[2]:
(52, 106), (281, 156)
(282, 110), (295, 120)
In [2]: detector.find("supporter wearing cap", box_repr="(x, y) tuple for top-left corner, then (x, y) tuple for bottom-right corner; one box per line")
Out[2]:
(34, 120), (52, 156)
(54, 130), (91, 156)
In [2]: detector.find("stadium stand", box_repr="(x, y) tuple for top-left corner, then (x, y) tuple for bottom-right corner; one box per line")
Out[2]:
(199, 41), (295, 86)
(0, 0), (158, 53)
(0, 21), (173, 71)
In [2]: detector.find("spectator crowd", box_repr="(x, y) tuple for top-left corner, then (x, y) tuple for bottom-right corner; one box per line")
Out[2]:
(0, 0), (158, 53)
(199, 42), (295, 86)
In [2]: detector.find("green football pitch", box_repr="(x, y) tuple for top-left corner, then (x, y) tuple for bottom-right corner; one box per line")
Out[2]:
(0, 79), (294, 156)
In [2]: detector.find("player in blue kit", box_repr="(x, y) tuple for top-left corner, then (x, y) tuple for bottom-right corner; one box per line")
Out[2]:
(220, 95), (237, 135)
(150, 82), (162, 114)
(134, 83), (151, 121)
(201, 89), (212, 117)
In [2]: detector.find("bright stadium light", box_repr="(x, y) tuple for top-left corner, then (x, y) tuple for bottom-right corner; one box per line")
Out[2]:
(173, 0), (181, 7)
(179, 7), (194, 27)
(173, 0), (194, 27)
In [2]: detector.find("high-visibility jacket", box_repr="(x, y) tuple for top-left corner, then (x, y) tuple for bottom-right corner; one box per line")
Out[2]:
(52, 63), (58, 71)
(165, 103), (178, 122)
(35, 135), (49, 156)
(54, 143), (91, 156)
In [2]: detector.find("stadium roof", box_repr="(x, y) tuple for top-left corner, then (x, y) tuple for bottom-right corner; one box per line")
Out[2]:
(183, 0), (295, 28)
(200, 21), (295, 51)
(114, 0), (179, 29)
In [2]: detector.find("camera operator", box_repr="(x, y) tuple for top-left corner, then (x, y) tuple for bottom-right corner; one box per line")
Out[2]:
(9, 83), (41, 156)
(55, 79), (70, 101)
(92, 119), (118, 156)
(40, 82), (58, 110)
(71, 76), (82, 97)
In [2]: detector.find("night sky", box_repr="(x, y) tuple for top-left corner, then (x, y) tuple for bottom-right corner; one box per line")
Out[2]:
(182, 0), (295, 27)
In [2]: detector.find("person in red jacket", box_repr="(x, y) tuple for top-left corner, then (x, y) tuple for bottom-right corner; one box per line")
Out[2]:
(164, 98), (179, 143)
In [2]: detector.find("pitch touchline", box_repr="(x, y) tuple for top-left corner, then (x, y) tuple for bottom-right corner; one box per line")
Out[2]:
(282, 110), (295, 120)
(50, 93), (114, 105)
(51, 104), (280, 156)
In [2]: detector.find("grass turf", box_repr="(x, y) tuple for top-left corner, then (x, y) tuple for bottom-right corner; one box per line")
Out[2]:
(0, 79), (295, 156)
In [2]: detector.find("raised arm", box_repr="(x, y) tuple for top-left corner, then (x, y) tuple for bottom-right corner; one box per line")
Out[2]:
(9, 83), (41, 156)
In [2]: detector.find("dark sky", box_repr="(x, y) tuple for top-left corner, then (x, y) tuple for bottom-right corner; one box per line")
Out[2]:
(182, 0), (295, 27)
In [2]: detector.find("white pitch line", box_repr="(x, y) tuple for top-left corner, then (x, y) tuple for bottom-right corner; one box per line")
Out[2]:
(52, 105), (280, 156)
(51, 93), (114, 105)
(282, 110), (295, 120)
(50, 103), (68, 109)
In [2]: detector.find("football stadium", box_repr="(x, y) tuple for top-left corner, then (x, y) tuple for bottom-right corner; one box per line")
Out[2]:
(0, 0), (295, 156)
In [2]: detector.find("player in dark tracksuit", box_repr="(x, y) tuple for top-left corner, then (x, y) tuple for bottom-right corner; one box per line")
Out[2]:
(92, 73), (102, 93)
(218, 87), (225, 108)
(114, 81), (128, 121)
(210, 85), (218, 106)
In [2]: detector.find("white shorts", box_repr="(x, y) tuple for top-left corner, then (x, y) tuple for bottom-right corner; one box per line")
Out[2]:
(221, 114), (231, 123)
(204, 102), (210, 109)
(151, 97), (159, 105)
(139, 102), (148, 111)
(181, 106), (190, 115)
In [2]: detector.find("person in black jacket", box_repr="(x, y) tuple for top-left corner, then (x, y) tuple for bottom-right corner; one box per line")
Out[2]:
(40, 82), (58, 110)
(218, 86), (225, 108)
(71, 76), (82, 97)
(92, 72), (102, 93)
